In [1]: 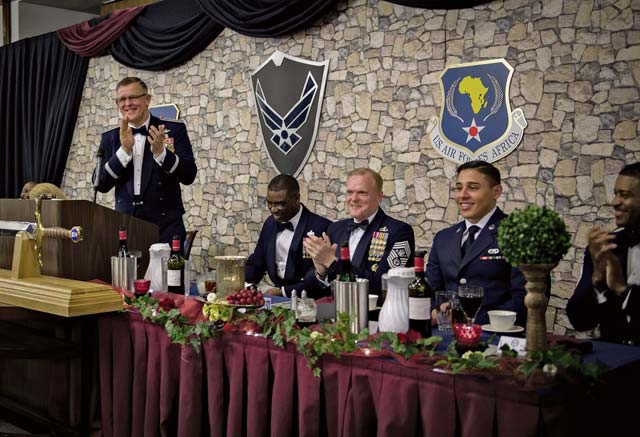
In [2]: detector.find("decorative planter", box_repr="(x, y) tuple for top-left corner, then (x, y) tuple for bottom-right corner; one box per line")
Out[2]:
(519, 263), (556, 353)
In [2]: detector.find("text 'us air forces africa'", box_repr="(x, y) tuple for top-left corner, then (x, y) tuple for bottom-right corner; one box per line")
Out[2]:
(427, 59), (527, 164)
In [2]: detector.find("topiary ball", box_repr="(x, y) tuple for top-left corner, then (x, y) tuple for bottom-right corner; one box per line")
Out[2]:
(497, 205), (571, 266)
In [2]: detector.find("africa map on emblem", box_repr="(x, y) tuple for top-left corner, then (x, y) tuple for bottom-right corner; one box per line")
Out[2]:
(427, 59), (528, 164)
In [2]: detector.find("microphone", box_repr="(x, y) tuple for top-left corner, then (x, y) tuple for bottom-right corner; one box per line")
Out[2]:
(93, 149), (104, 203)
(93, 149), (104, 189)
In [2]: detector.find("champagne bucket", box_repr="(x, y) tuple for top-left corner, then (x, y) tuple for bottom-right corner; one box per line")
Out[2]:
(333, 278), (369, 334)
(111, 256), (136, 291)
(213, 255), (246, 297)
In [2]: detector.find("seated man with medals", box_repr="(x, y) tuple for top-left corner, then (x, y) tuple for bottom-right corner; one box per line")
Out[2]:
(303, 168), (415, 298)
(245, 174), (331, 297)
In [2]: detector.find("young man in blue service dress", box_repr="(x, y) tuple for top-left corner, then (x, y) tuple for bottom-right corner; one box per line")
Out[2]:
(245, 174), (331, 297)
(426, 160), (527, 326)
(303, 168), (415, 298)
(567, 162), (640, 345)
(94, 77), (197, 244)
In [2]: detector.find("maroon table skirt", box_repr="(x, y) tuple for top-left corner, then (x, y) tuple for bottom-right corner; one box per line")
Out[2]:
(92, 313), (617, 437)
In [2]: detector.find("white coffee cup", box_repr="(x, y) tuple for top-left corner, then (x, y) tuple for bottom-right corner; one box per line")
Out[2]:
(368, 294), (378, 311)
(487, 310), (517, 331)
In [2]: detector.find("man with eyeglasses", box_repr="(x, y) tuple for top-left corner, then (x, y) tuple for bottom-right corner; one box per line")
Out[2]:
(303, 168), (414, 298)
(94, 77), (197, 244)
(245, 174), (330, 297)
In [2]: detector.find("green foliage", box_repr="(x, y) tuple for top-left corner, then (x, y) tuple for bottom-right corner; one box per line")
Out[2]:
(434, 338), (500, 374)
(498, 205), (571, 266)
(517, 346), (607, 381)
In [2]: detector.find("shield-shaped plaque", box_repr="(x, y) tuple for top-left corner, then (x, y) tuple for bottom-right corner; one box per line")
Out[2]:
(250, 51), (329, 176)
(427, 59), (527, 164)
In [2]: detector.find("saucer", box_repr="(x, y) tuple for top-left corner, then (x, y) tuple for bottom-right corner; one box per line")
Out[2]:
(481, 324), (524, 334)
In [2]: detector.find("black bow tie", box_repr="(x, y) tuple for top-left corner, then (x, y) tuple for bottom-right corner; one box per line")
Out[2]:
(620, 226), (640, 247)
(276, 221), (294, 233)
(131, 126), (147, 136)
(346, 219), (369, 233)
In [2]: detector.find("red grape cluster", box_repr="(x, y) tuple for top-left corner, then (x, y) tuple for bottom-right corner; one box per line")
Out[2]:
(226, 288), (265, 306)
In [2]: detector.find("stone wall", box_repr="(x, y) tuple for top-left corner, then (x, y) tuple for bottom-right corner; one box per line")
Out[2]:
(61, 0), (640, 335)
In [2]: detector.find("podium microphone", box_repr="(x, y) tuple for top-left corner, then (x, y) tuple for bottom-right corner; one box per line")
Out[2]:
(93, 149), (104, 203)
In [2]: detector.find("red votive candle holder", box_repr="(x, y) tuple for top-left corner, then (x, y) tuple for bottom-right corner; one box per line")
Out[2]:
(133, 279), (151, 296)
(454, 323), (482, 348)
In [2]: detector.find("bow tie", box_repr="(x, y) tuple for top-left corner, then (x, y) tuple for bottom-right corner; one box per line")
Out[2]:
(131, 126), (147, 136)
(276, 221), (294, 233)
(620, 226), (640, 247)
(346, 219), (369, 233)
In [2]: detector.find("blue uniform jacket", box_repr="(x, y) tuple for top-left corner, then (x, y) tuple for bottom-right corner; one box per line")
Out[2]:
(426, 208), (527, 326)
(304, 209), (415, 298)
(567, 229), (640, 344)
(95, 115), (197, 243)
(245, 206), (331, 297)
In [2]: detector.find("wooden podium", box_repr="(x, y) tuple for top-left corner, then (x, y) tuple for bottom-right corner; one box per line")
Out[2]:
(0, 199), (159, 316)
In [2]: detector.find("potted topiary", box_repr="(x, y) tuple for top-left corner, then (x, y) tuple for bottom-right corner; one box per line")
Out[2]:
(497, 205), (572, 352)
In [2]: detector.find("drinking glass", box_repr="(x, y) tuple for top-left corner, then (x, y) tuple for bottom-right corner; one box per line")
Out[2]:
(457, 285), (484, 324)
(435, 290), (457, 331)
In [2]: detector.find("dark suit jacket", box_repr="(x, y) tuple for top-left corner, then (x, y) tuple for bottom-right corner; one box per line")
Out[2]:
(245, 206), (331, 297)
(567, 229), (640, 344)
(304, 209), (415, 298)
(426, 208), (527, 326)
(95, 115), (197, 243)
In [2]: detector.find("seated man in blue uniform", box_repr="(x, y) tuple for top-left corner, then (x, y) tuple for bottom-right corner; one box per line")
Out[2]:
(94, 77), (197, 244)
(245, 174), (331, 297)
(303, 168), (415, 298)
(567, 162), (640, 345)
(426, 160), (526, 326)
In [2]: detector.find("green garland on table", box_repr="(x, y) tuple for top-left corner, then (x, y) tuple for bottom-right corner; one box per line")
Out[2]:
(124, 294), (216, 353)
(125, 296), (605, 381)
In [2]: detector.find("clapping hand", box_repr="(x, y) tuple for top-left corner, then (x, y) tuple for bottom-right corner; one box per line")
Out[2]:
(119, 117), (134, 155)
(148, 124), (165, 157)
(303, 232), (337, 276)
(588, 225), (626, 295)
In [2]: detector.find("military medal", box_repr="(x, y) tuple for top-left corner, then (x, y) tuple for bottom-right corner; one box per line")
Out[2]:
(371, 263), (378, 272)
(163, 129), (175, 153)
(303, 230), (315, 259)
(368, 226), (388, 262)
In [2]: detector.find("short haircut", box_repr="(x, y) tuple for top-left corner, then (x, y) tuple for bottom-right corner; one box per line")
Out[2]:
(619, 162), (640, 180)
(117, 77), (148, 93)
(457, 160), (501, 186)
(268, 174), (300, 196)
(347, 168), (383, 192)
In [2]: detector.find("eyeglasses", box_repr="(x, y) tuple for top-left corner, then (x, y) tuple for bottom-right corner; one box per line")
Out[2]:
(116, 93), (147, 105)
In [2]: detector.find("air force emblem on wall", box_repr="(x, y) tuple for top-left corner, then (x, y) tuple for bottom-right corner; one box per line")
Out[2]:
(427, 59), (527, 164)
(251, 51), (329, 176)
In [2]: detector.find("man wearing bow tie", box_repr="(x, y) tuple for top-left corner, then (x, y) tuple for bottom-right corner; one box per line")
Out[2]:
(94, 77), (196, 244)
(426, 161), (526, 326)
(245, 175), (330, 297)
(568, 162), (640, 344)
(303, 168), (415, 298)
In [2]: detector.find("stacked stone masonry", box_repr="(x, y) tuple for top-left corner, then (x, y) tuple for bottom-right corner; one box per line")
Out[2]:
(62, 0), (640, 337)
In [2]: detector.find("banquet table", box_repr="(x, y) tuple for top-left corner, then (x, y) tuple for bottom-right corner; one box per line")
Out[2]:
(90, 311), (640, 437)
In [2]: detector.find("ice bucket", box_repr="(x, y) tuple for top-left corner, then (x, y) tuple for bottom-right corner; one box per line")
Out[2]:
(213, 255), (246, 297)
(111, 256), (136, 291)
(333, 278), (369, 334)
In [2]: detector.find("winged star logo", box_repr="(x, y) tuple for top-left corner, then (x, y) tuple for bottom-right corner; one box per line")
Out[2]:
(251, 51), (329, 176)
(426, 59), (527, 164)
(254, 71), (318, 154)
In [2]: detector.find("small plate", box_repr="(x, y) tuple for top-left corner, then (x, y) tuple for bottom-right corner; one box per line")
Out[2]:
(481, 324), (524, 334)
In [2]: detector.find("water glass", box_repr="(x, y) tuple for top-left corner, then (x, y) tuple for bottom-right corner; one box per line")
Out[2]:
(435, 290), (457, 331)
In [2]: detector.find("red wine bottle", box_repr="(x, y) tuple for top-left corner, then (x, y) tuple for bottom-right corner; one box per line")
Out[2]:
(336, 241), (355, 282)
(408, 250), (432, 338)
(167, 235), (185, 294)
(118, 226), (129, 257)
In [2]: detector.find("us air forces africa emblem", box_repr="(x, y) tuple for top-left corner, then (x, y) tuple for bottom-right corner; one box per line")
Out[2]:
(427, 59), (527, 164)
(251, 51), (329, 176)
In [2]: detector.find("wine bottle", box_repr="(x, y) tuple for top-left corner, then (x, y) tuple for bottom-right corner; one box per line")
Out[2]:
(336, 241), (355, 282)
(408, 250), (432, 338)
(167, 235), (185, 294)
(118, 226), (129, 257)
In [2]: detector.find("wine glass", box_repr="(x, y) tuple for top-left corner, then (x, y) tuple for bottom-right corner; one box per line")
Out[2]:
(457, 286), (484, 324)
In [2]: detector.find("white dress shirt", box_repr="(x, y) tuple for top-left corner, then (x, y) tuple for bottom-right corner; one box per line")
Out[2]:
(275, 206), (303, 279)
(461, 206), (497, 247)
